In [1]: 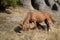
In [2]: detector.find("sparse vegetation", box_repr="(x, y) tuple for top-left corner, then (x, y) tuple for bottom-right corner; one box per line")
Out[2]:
(0, 0), (20, 11)
(0, 7), (60, 40)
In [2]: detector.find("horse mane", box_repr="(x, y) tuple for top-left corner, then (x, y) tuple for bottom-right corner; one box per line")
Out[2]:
(22, 12), (31, 25)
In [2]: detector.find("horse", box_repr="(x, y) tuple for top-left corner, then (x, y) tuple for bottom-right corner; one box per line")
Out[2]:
(20, 11), (55, 31)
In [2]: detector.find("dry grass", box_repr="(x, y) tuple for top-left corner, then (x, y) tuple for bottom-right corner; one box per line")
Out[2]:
(0, 7), (60, 40)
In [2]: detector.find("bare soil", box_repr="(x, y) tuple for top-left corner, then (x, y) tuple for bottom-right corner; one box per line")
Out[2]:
(0, 7), (60, 40)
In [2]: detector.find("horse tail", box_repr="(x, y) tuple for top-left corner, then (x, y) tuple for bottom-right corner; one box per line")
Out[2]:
(51, 18), (55, 24)
(50, 16), (55, 24)
(47, 12), (55, 24)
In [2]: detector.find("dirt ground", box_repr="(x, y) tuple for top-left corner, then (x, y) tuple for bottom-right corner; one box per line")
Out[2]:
(0, 7), (60, 40)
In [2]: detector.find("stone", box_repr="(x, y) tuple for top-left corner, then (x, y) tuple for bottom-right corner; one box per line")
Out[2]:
(19, 0), (34, 10)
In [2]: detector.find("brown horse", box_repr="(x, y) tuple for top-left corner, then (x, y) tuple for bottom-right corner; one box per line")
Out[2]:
(21, 11), (55, 31)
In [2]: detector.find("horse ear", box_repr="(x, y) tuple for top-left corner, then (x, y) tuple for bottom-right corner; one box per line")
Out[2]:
(20, 24), (22, 26)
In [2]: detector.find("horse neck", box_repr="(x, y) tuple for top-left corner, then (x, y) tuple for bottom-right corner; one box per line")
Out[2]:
(22, 13), (30, 25)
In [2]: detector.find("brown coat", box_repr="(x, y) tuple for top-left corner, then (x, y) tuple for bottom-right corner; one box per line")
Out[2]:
(21, 11), (55, 31)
